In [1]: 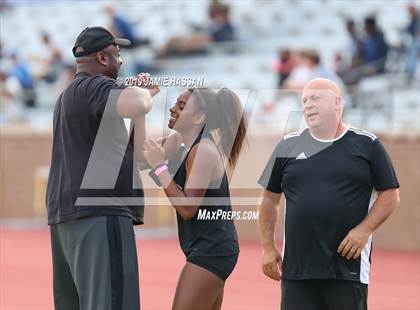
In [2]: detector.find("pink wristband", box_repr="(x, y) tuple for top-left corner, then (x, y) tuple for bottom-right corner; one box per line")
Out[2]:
(154, 164), (168, 176)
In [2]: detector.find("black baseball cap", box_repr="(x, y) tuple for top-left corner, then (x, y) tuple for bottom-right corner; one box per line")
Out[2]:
(72, 26), (131, 58)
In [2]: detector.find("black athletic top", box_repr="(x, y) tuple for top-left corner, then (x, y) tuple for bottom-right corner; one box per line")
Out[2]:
(258, 126), (399, 284)
(46, 72), (144, 225)
(168, 132), (240, 258)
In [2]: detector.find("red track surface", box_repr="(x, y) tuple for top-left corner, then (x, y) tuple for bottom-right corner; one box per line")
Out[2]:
(1, 228), (419, 310)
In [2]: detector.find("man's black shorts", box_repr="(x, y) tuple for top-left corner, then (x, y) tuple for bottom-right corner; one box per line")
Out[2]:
(281, 279), (368, 310)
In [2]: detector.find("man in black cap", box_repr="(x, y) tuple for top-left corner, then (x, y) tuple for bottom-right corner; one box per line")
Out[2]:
(46, 26), (158, 309)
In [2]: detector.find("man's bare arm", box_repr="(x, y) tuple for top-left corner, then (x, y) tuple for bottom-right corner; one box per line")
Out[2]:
(116, 87), (152, 118)
(258, 189), (283, 281)
(338, 188), (400, 259)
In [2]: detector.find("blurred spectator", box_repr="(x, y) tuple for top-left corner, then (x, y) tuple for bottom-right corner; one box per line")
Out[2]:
(208, 1), (235, 42)
(263, 50), (349, 112)
(333, 20), (361, 81)
(340, 16), (389, 85)
(405, 4), (420, 80)
(346, 19), (363, 68)
(361, 16), (388, 74)
(105, 4), (150, 48)
(0, 70), (21, 122)
(334, 52), (349, 77)
(281, 50), (350, 105)
(274, 49), (295, 88)
(262, 49), (296, 112)
(406, 4), (419, 38)
(8, 53), (37, 108)
(157, 2), (235, 58)
(0, 0), (11, 12)
(283, 50), (318, 89)
(283, 50), (344, 89)
(0, 70), (20, 103)
(32, 32), (63, 84)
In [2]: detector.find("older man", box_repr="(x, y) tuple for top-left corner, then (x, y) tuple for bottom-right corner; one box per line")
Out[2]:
(258, 78), (400, 310)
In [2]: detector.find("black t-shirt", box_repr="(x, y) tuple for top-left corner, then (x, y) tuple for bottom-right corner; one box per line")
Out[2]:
(258, 126), (399, 284)
(46, 72), (144, 225)
(169, 132), (239, 258)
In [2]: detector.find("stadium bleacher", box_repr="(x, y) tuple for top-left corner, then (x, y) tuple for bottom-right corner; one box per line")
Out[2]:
(0, 0), (418, 131)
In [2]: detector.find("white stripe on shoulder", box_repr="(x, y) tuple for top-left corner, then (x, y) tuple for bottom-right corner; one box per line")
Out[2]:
(283, 129), (305, 140)
(350, 127), (377, 139)
(348, 127), (377, 141)
(348, 128), (376, 141)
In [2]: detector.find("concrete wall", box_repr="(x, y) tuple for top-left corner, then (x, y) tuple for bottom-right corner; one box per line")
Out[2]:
(0, 128), (418, 250)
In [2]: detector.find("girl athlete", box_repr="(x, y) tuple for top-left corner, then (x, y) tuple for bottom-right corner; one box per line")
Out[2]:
(143, 88), (247, 310)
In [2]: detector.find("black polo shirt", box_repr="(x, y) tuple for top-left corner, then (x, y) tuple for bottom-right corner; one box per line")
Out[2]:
(258, 126), (399, 284)
(46, 72), (144, 225)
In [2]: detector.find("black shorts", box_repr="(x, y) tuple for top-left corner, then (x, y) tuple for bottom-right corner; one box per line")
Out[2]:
(187, 254), (239, 281)
(281, 279), (368, 310)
